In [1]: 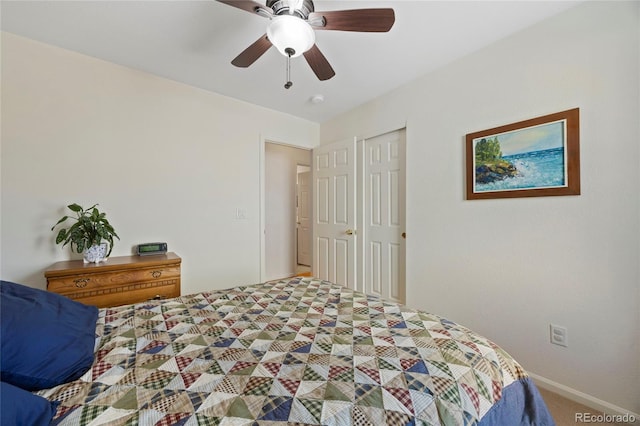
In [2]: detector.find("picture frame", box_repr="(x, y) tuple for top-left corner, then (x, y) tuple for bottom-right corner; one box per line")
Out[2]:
(466, 108), (580, 200)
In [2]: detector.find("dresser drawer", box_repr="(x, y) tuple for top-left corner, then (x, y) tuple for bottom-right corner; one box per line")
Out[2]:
(47, 265), (180, 294)
(64, 279), (180, 308)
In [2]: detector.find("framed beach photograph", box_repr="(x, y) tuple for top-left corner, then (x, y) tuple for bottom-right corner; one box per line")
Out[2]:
(466, 108), (580, 200)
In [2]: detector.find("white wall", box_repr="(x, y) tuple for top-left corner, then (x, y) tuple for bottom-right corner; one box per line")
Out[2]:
(264, 142), (311, 280)
(1, 32), (318, 295)
(321, 1), (639, 415)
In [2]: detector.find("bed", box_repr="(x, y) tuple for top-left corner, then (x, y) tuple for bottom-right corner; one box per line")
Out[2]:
(0, 277), (554, 425)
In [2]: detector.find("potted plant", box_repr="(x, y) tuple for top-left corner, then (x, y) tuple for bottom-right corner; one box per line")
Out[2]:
(51, 203), (120, 263)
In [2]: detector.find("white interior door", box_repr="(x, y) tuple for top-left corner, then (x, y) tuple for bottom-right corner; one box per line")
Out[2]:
(312, 138), (357, 288)
(363, 129), (406, 303)
(296, 171), (312, 266)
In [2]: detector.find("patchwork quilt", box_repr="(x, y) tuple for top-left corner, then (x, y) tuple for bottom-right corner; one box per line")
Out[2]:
(39, 277), (532, 425)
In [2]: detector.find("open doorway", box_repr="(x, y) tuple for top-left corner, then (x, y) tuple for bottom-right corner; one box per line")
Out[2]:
(296, 165), (312, 276)
(264, 142), (312, 281)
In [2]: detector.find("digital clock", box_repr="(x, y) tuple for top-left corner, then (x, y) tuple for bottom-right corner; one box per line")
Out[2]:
(136, 242), (168, 256)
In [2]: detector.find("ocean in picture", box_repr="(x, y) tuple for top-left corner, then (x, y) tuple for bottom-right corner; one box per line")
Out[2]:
(475, 146), (566, 192)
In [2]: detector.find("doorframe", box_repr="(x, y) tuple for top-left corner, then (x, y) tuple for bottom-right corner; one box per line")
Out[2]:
(259, 136), (313, 282)
(259, 123), (406, 284)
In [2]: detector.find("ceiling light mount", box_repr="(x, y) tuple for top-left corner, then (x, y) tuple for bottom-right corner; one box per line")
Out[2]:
(267, 0), (314, 19)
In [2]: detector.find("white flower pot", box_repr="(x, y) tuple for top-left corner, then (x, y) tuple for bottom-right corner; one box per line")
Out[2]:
(83, 242), (109, 264)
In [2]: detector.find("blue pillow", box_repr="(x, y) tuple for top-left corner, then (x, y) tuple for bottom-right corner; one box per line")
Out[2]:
(1, 381), (59, 426)
(0, 280), (98, 391)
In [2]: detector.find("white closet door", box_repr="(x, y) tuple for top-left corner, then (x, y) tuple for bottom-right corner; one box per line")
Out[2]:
(363, 129), (406, 304)
(312, 138), (357, 288)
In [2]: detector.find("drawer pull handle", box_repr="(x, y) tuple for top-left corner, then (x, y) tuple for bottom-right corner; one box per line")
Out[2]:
(74, 278), (90, 288)
(151, 270), (162, 279)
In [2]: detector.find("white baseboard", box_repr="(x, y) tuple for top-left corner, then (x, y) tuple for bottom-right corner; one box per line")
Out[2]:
(529, 372), (640, 425)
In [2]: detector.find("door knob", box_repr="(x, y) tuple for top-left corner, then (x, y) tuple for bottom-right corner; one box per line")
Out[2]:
(345, 229), (355, 235)
(402, 232), (406, 239)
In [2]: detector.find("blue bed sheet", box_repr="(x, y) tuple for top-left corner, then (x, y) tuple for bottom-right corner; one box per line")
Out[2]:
(479, 378), (555, 425)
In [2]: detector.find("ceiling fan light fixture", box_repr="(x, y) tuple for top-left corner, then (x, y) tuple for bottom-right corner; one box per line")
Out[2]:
(267, 15), (315, 58)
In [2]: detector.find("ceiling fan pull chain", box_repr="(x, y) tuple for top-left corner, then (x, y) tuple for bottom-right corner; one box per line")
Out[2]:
(284, 47), (294, 89)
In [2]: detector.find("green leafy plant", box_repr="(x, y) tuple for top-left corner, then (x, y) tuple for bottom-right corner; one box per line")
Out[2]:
(51, 203), (119, 256)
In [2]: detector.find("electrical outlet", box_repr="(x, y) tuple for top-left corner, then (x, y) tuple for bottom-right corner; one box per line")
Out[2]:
(550, 324), (568, 347)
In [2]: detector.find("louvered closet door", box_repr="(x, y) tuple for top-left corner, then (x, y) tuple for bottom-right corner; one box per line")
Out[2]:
(364, 129), (406, 304)
(312, 138), (357, 288)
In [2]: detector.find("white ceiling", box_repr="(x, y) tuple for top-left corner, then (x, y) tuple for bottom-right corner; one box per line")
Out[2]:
(1, 1), (581, 123)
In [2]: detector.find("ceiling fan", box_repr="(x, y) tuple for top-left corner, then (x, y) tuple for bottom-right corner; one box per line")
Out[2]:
(217, 0), (395, 87)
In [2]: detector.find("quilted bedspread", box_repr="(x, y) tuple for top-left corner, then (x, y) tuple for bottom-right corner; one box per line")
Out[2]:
(39, 277), (532, 425)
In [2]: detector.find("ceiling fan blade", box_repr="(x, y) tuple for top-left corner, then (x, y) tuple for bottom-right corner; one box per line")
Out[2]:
(303, 44), (335, 81)
(217, 0), (272, 17)
(309, 9), (395, 32)
(231, 34), (272, 67)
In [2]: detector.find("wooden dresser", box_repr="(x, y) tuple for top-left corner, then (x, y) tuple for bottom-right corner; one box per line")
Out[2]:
(45, 252), (181, 308)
